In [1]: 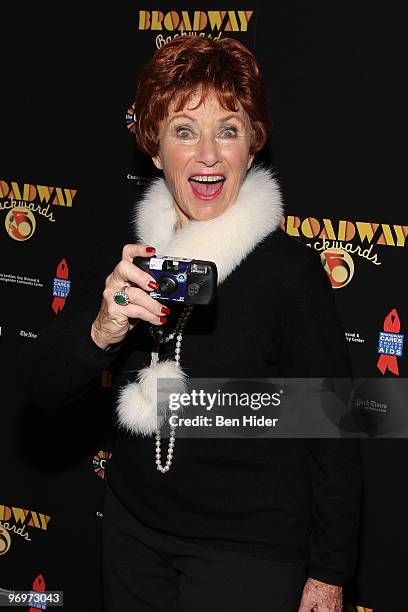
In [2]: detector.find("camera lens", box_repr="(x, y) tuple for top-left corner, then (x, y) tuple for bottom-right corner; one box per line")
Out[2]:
(158, 275), (178, 294)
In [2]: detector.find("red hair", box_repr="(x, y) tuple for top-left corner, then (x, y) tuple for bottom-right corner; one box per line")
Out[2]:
(133, 37), (271, 157)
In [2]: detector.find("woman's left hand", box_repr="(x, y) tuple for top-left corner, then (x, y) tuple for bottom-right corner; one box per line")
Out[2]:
(298, 578), (342, 611)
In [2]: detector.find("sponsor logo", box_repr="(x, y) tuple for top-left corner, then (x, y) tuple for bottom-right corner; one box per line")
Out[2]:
(137, 9), (254, 49)
(138, 9), (254, 48)
(321, 248), (354, 289)
(29, 574), (46, 612)
(0, 503), (51, 556)
(126, 104), (137, 135)
(281, 215), (408, 288)
(0, 524), (11, 556)
(52, 259), (70, 315)
(0, 180), (77, 241)
(377, 309), (404, 376)
(0, 272), (44, 288)
(345, 331), (365, 345)
(355, 396), (388, 413)
(20, 330), (38, 339)
(93, 450), (112, 479)
(126, 173), (151, 187)
(5, 208), (36, 241)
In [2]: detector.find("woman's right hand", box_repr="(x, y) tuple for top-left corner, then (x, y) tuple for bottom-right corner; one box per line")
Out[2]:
(91, 244), (170, 350)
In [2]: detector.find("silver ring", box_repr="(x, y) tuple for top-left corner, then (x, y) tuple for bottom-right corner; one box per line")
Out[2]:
(113, 286), (130, 306)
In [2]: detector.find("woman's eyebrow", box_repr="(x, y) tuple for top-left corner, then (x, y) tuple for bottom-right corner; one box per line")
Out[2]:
(217, 114), (245, 125)
(168, 114), (195, 124)
(168, 113), (245, 125)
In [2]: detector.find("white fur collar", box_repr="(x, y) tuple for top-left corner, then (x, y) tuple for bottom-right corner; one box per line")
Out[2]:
(133, 165), (284, 283)
(116, 165), (284, 438)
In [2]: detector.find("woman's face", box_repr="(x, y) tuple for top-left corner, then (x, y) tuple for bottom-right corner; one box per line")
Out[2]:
(152, 91), (255, 226)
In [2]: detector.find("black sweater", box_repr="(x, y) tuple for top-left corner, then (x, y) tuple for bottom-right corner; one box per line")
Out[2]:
(23, 228), (361, 587)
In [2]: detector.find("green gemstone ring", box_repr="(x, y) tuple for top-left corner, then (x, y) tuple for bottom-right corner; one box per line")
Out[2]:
(113, 286), (130, 306)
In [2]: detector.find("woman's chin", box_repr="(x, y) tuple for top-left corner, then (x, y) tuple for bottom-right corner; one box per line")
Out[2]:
(186, 186), (231, 220)
(188, 204), (228, 222)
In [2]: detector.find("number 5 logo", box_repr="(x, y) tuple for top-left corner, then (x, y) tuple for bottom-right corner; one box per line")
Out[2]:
(5, 206), (36, 241)
(322, 248), (354, 288)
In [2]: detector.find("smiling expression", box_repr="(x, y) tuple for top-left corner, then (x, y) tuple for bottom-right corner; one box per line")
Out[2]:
(152, 90), (255, 227)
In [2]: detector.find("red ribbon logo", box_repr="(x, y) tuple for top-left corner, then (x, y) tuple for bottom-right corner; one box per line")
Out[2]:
(377, 308), (401, 376)
(29, 574), (45, 612)
(52, 259), (69, 315)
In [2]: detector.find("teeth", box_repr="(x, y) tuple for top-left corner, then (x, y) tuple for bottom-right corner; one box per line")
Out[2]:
(189, 175), (225, 183)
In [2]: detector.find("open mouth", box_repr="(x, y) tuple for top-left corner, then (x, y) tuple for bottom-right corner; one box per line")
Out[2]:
(188, 174), (225, 200)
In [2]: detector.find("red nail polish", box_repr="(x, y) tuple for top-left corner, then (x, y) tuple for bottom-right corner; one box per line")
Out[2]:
(146, 246), (156, 253)
(148, 280), (159, 289)
(161, 306), (170, 315)
(159, 316), (168, 324)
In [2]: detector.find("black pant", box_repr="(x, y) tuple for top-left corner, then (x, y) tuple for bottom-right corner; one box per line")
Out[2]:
(102, 484), (306, 612)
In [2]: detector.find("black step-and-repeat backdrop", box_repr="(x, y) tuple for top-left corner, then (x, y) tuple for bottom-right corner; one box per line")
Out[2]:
(1, 3), (406, 611)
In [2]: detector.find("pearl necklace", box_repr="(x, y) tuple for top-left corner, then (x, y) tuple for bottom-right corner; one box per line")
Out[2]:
(149, 304), (194, 473)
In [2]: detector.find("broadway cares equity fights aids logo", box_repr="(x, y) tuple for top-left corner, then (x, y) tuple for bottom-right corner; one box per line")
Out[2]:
(0, 502), (51, 556)
(52, 259), (71, 315)
(137, 9), (254, 49)
(280, 215), (408, 289)
(377, 308), (404, 376)
(0, 179), (77, 241)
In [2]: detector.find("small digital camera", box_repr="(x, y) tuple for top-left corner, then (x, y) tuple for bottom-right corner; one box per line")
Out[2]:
(133, 256), (217, 305)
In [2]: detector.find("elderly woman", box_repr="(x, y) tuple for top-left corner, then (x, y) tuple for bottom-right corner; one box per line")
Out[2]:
(26, 37), (360, 611)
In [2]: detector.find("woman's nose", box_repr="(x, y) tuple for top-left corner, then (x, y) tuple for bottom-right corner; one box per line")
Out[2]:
(195, 134), (221, 166)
